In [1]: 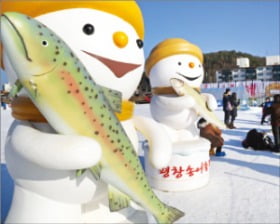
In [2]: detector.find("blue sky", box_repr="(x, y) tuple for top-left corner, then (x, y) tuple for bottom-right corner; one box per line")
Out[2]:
(138, 0), (280, 58)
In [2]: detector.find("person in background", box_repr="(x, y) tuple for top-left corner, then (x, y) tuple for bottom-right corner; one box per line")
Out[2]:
(229, 92), (240, 129)
(198, 118), (226, 157)
(261, 97), (272, 125)
(222, 88), (232, 128)
(265, 94), (280, 152)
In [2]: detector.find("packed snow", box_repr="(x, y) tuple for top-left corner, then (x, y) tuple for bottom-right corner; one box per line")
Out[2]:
(1, 104), (280, 223)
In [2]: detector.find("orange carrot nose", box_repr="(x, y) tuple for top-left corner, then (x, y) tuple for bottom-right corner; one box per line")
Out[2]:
(113, 31), (128, 48)
(189, 62), (195, 68)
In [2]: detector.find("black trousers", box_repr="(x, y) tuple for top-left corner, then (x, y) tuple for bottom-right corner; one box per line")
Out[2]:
(224, 110), (231, 125)
(272, 126), (280, 148)
(261, 111), (268, 123)
(216, 146), (222, 153)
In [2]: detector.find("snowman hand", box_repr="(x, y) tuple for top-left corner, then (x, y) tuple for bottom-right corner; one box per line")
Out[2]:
(133, 116), (172, 169)
(9, 121), (102, 170)
(202, 93), (217, 111)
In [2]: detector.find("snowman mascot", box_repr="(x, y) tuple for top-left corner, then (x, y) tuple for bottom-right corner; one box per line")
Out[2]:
(144, 38), (218, 191)
(2, 1), (171, 223)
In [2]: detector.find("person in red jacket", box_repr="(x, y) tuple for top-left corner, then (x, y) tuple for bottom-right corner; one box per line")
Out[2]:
(265, 94), (280, 152)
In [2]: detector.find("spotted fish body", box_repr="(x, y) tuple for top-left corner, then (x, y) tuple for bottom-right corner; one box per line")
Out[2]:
(1, 12), (184, 223)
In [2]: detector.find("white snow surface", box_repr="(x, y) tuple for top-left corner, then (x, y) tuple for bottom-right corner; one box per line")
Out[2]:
(1, 105), (280, 223)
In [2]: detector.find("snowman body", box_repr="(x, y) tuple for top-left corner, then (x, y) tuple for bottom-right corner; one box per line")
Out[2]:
(145, 48), (213, 191)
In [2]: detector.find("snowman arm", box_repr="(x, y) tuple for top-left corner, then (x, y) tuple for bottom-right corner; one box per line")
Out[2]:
(9, 120), (102, 170)
(133, 116), (172, 169)
(201, 93), (217, 111)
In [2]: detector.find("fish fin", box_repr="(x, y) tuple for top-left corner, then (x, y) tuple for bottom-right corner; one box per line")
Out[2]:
(108, 185), (131, 212)
(99, 85), (122, 113)
(76, 169), (87, 177)
(89, 163), (102, 180)
(154, 204), (185, 224)
(8, 79), (23, 99)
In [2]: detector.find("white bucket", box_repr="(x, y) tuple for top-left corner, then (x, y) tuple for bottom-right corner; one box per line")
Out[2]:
(144, 148), (210, 192)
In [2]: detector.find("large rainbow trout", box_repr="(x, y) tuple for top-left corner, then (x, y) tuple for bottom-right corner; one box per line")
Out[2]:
(1, 12), (184, 223)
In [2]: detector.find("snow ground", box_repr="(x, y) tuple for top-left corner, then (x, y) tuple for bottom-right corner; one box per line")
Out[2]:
(1, 105), (280, 223)
(133, 105), (280, 224)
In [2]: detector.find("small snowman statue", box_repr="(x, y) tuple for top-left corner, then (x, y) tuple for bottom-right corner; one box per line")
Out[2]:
(2, 1), (170, 223)
(144, 38), (218, 191)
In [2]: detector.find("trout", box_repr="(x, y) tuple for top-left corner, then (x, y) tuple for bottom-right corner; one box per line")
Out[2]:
(170, 78), (226, 129)
(1, 12), (184, 223)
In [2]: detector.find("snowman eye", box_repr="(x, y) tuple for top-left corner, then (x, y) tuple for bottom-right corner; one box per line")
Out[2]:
(136, 39), (143, 48)
(41, 40), (48, 47)
(178, 62), (182, 66)
(83, 24), (95, 35)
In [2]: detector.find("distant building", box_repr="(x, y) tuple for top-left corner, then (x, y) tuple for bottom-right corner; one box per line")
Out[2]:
(232, 68), (248, 81)
(256, 66), (273, 81)
(266, 55), (280, 66)
(232, 68), (246, 81)
(2, 83), (11, 92)
(216, 67), (256, 82)
(216, 69), (232, 82)
(216, 55), (280, 82)
(272, 65), (280, 80)
(237, 57), (250, 68)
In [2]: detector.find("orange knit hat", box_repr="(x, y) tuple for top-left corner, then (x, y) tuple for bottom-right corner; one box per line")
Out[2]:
(145, 38), (203, 76)
(1, 0), (144, 39)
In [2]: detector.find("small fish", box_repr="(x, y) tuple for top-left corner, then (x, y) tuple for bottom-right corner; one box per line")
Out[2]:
(1, 12), (184, 223)
(170, 78), (226, 129)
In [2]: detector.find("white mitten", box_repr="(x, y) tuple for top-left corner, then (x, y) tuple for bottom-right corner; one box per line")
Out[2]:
(9, 120), (102, 170)
(202, 93), (218, 111)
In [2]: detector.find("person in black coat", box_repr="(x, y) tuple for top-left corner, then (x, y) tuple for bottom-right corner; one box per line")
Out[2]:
(265, 94), (280, 152)
(222, 88), (232, 128)
(229, 92), (240, 129)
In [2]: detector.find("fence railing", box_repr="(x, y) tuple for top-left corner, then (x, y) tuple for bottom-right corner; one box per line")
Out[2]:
(201, 80), (280, 106)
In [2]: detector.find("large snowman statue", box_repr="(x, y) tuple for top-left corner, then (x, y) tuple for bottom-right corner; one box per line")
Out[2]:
(144, 38), (218, 191)
(2, 1), (171, 223)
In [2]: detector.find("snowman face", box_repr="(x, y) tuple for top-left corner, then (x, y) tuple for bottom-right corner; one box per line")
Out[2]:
(149, 54), (204, 89)
(35, 8), (144, 100)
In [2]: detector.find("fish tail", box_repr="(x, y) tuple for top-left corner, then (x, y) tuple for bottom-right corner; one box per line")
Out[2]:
(154, 204), (185, 224)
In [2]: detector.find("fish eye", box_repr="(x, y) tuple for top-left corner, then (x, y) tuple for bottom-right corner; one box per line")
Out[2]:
(42, 40), (48, 47)
(136, 39), (143, 49)
(83, 24), (95, 35)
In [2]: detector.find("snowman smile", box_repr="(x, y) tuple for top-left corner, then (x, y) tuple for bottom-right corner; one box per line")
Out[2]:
(176, 72), (201, 81)
(82, 50), (141, 78)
